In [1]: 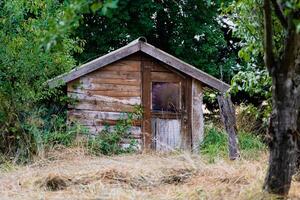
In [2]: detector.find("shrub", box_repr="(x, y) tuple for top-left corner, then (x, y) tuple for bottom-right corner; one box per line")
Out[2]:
(87, 106), (142, 156)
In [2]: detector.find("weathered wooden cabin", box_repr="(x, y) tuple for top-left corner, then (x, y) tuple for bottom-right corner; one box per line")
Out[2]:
(48, 37), (230, 152)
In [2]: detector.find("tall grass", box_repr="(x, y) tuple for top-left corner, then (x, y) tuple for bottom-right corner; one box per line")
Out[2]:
(200, 124), (266, 162)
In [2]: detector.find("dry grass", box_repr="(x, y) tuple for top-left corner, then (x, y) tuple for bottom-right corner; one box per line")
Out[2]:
(0, 148), (300, 200)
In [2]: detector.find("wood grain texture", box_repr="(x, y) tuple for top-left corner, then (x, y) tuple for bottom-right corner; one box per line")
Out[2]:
(68, 110), (132, 121)
(217, 94), (239, 160)
(68, 93), (141, 105)
(68, 110), (141, 126)
(101, 60), (141, 71)
(83, 125), (142, 138)
(152, 118), (181, 151)
(69, 83), (140, 92)
(141, 61), (152, 150)
(191, 79), (204, 153)
(48, 40), (141, 88)
(68, 93), (138, 112)
(70, 90), (141, 98)
(151, 71), (182, 82)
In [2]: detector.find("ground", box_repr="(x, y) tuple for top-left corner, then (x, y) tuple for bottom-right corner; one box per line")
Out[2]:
(0, 148), (300, 200)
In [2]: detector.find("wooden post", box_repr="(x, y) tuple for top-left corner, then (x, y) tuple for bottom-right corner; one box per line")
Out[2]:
(217, 93), (239, 160)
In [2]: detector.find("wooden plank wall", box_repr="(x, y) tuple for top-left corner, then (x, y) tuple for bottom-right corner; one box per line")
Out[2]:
(67, 54), (142, 147)
(191, 79), (204, 153)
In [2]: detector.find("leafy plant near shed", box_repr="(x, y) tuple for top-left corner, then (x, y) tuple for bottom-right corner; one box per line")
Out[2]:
(87, 105), (143, 155)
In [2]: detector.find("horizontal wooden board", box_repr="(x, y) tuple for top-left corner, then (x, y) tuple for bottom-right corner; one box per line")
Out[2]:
(68, 110), (129, 120)
(68, 92), (141, 105)
(83, 125), (142, 137)
(99, 60), (141, 72)
(151, 71), (182, 82)
(68, 110), (142, 127)
(84, 71), (141, 80)
(68, 83), (140, 92)
(69, 118), (141, 127)
(68, 93), (138, 112)
(150, 64), (169, 72)
(69, 89), (140, 98)
(69, 101), (135, 112)
(84, 77), (141, 86)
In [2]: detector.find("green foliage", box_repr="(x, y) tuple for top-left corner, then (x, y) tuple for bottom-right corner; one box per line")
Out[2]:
(238, 131), (266, 153)
(203, 90), (219, 112)
(75, 0), (237, 82)
(200, 126), (228, 161)
(223, 0), (273, 105)
(0, 0), (118, 162)
(200, 124), (266, 163)
(87, 106), (142, 156)
(40, 115), (87, 148)
(230, 69), (272, 103)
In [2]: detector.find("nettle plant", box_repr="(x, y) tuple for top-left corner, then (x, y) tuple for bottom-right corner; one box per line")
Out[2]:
(87, 105), (143, 156)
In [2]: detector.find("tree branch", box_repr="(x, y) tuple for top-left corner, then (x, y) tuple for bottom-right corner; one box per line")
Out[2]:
(263, 0), (274, 72)
(270, 0), (288, 29)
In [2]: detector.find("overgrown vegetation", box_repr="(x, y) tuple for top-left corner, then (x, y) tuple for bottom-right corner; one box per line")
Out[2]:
(0, 0), (270, 178)
(0, 0), (118, 163)
(201, 124), (266, 163)
(87, 106), (143, 156)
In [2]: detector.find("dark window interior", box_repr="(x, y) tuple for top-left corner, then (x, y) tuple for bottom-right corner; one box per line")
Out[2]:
(152, 82), (180, 112)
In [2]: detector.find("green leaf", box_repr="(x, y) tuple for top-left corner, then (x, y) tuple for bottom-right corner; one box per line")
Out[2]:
(90, 2), (103, 13)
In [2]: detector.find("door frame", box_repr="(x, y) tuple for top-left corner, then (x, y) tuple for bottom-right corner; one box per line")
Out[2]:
(141, 58), (192, 151)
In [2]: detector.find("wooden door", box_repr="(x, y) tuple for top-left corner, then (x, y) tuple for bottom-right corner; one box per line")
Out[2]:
(142, 59), (191, 151)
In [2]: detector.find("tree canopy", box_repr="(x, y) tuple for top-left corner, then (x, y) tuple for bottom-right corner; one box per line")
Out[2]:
(75, 0), (238, 82)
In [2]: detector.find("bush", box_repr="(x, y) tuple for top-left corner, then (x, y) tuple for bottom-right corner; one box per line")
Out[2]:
(87, 106), (142, 156)
(200, 124), (266, 162)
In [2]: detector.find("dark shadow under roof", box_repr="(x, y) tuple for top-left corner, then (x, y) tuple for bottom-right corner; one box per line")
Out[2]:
(47, 37), (230, 92)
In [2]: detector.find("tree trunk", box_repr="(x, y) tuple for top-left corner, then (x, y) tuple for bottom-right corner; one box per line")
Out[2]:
(262, 0), (300, 194)
(263, 69), (298, 195)
(217, 94), (240, 160)
(263, 32), (300, 195)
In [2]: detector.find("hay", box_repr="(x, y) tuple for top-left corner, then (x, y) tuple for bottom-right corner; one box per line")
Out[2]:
(35, 173), (71, 191)
(161, 168), (195, 185)
(1, 149), (300, 200)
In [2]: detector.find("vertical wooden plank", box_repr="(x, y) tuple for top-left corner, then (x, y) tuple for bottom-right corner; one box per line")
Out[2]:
(217, 94), (240, 160)
(186, 77), (193, 150)
(191, 79), (204, 153)
(180, 77), (192, 150)
(154, 118), (181, 151)
(142, 60), (152, 150)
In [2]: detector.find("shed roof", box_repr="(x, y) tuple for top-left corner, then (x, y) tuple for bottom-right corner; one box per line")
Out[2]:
(48, 37), (230, 92)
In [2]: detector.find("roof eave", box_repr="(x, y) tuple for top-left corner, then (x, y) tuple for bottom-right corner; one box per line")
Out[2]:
(47, 39), (141, 88)
(47, 38), (230, 93)
(139, 42), (230, 92)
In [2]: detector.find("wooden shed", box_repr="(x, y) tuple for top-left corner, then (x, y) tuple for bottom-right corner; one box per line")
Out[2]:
(48, 37), (230, 152)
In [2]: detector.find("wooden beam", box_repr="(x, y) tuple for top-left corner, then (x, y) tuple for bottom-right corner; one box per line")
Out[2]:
(217, 94), (240, 160)
(141, 60), (152, 150)
(191, 79), (204, 153)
